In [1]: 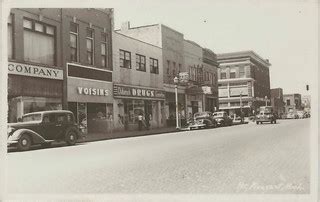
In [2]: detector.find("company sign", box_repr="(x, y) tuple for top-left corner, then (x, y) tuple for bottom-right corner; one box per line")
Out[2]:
(179, 72), (189, 83)
(113, 84), (165, 100)
(8, 62), (63, 80)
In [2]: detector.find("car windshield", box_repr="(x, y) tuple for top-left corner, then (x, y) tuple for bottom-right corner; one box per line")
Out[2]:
(22, 113), (42, 122)
(194, 112), (209, 118)
(213, 112), (224, 117)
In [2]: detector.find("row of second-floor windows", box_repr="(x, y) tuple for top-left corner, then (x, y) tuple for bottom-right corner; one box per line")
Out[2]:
(119, 49), (159, 74)
(220, 66), (246, 79)
(166, 60), (182, 76)
(7, 16), (110, 69)
(69, 22), (110, 69)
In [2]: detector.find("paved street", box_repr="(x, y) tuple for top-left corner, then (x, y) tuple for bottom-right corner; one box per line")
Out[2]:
(7, 119), (310, 194)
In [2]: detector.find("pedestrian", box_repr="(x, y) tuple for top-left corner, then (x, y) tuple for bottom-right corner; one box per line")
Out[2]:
(138, 113), (143, 130)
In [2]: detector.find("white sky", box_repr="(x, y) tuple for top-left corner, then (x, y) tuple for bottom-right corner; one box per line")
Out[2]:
(109, 0), (318, 95)
(5, 0), (319, 95)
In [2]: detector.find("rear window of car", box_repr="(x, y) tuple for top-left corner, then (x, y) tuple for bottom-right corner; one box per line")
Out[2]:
(22, 113), (42, 122)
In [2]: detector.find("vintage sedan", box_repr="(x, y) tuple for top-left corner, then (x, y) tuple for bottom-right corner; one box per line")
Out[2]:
(212, 111), (233, 127)
(7, 110), (82, 151)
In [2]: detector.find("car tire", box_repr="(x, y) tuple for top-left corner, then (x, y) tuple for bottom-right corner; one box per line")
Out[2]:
(17, 134), (31, 151)
(65, 129), (77, 146)
(274, 120), (277, 124)
(256, 121), (259, 125)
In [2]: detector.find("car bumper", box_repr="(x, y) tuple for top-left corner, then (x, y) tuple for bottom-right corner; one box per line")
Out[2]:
(7, 140), (18, 146)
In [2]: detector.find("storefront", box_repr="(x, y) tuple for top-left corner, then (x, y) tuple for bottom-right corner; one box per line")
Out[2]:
(8, 62), (63, 123)
(164, 92), (186, 126)
(113, 84), (165, 130)
(67, 63), (113, 134)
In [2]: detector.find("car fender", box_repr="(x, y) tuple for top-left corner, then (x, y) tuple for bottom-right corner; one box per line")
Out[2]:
(8, 129), (46, 144)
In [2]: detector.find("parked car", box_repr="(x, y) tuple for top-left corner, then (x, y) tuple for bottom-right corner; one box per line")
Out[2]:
(194, 111), (217, 128)
(7, 110), (83, 151)
(212, 111), (233, 127)
(286, 112), (298, 119)
(296, 111), (305, 119)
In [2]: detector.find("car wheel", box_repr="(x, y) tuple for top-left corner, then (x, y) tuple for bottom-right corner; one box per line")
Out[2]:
(256, 121), (259, 124)
(274, 120), (277, 124)
(17, 134), (31, 151)
(65, 129), (77, 146)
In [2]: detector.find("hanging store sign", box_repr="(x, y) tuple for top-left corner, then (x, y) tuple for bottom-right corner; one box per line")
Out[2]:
(8, 62), (63, 80)
(179, 72), (189, 83)
(202, 86), (212, 94)
(113, 84), (165, 99)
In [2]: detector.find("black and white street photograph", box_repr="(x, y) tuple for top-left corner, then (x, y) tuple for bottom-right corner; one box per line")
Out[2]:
(0, 0), (318, 202)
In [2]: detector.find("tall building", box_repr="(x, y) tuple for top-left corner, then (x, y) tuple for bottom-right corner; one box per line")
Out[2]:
(270, 88), (285, 117)
(217, 51), (271, 116)
(7, 8), (114, 136)
(283, 93), (302, 114)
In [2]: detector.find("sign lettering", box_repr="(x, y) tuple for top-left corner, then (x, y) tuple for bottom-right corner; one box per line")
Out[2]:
(113, 84), (165, 99)
(77, 87), (110, 97)
(8, 62), (63, 80)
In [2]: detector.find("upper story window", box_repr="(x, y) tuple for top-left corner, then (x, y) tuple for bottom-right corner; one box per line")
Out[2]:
(286, 99), (290, 106)
(101, 33), (108, 68)
(120, 49), (131, 68)
(23, 18), (55, 66)
(70, 22), (79, 62)
(150, 58), (159, 74)
(136, 54), (146, 72)
(230, 67), (236, 78)
(220, 72), (226, 79)
(8, 14), (13, 59)
(86, 28), (94, 65)
(239, 66), (245, 78)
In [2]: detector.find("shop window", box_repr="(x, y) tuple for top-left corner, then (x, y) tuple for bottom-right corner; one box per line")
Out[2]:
(23, 18), (55, 66)
(120, 49), (131, 68)
(136, 54), (146, 71)
(150, 58), (159, 74)
(70, 22), (79, 62)
(8, 14), (13, 59)
(101, 33), (108, 69)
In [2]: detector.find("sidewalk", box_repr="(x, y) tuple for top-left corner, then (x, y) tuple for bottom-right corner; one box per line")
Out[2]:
(78, 126), (181, 143)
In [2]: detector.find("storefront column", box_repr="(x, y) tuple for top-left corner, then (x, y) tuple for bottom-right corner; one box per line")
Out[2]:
(17, 99), (24, 120)
(157, 101), (161, 127)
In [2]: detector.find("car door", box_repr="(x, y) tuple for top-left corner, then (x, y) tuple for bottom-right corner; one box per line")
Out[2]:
(54, 113), (69, 139)
(41, 113), (57, 140)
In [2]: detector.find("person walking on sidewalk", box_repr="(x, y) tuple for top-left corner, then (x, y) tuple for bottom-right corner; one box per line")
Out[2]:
(138, 113), (143, 131)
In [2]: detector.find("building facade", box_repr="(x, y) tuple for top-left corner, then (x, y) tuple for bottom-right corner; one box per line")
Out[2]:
(270, 88), (285, 117)
(283, 93), (302, 114)
(217, 51), (271, 117)
(117, 23), (187, 126)
(7, 8), (64, 123)
(7, 8), (114, 136)
(112, 32), (165, 131)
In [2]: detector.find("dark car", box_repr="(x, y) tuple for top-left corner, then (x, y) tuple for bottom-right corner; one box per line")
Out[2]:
(7, 110), (82, 151)
(189, 111), (217, 129)
(212, 111), (233, 127)
(256, 106), (276, 124)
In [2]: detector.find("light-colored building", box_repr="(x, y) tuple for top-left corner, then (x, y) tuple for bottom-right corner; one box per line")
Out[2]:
(217, 51), (271, 116)
(112, 31), (165, 131)
(283, 93), (302, 114)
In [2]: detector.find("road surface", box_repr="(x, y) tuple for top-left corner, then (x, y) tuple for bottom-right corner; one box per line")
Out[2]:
(7, 119), (310, 194)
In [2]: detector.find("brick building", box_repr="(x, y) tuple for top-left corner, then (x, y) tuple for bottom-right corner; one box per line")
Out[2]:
(270, 88), (285, 118)
(217, 51), (271, 117)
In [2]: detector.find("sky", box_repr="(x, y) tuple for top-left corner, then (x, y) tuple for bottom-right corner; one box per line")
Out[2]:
(5, 0), (318, 95)
(109, 0), (318, 95)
